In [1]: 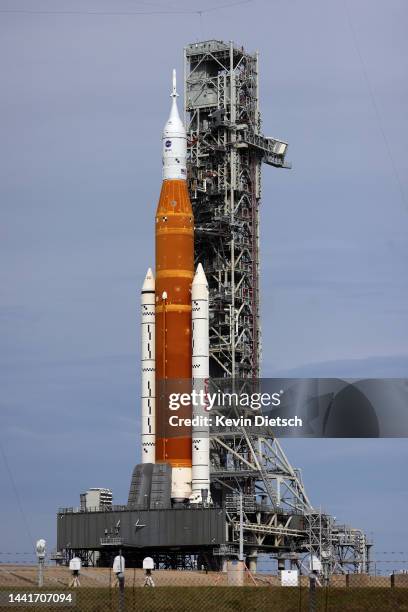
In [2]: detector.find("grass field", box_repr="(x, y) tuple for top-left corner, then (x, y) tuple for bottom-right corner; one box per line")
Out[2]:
(1, 586), (408, 612)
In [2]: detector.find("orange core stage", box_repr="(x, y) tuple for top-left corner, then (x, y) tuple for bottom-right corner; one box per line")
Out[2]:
(155, 179), (194, 469)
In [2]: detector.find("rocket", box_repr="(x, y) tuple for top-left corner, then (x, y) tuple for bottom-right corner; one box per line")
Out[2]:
(140, 70), (210, 504)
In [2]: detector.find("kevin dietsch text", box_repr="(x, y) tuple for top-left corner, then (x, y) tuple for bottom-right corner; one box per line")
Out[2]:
(169, 415), (303, 428)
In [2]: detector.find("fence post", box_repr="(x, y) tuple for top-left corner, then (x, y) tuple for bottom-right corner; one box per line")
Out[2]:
(109, 567), (113, 612)
(118, 576), (125, 612)
(309, 573), (317, 612)
(298, 575), (302, 611)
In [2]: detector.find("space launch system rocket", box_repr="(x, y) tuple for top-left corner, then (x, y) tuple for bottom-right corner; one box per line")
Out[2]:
(140, 70), (210, 504)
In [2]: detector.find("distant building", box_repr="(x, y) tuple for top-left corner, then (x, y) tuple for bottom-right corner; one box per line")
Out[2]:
(80, 488), (112, 511)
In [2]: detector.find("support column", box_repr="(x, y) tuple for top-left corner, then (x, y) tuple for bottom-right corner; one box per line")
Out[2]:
(247, 548), (258, 574)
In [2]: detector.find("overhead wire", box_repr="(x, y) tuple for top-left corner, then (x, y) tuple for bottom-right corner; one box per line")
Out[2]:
(344, 0), (407, 213)
(0, 0), (253, 17)
(0, 436), (35, 552)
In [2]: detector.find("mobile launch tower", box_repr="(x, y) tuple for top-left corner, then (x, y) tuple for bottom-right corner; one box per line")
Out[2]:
(184, 40), (370, 575)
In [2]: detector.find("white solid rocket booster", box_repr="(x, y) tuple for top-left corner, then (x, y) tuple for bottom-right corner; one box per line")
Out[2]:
(191, 263), (211, 502)
(141, 268), (156, 463)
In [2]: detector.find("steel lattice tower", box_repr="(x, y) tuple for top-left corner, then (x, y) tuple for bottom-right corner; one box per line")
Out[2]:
(185, 40), (288, 379)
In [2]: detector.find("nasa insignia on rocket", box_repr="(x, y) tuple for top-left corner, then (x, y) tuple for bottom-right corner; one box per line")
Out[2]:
(140, 70), (210, 505)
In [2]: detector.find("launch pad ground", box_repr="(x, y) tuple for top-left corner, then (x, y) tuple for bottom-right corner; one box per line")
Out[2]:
(0, 566), (394, 588)
(0, 575), (406, 612)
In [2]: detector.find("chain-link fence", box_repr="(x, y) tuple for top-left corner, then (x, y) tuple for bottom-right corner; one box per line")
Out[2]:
(0, 567), (407, 611)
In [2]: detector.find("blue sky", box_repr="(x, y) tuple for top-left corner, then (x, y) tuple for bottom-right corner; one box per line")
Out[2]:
(1, 0), (407, 570)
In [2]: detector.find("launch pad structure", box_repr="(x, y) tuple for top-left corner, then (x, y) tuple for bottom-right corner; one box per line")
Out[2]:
(56, 40), (371, 577)
(183, 39), (370, 576)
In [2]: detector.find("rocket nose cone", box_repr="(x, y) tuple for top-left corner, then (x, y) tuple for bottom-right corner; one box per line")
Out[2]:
(163, 69), (185, 138)
(163, 99), (185, 137)
(193, 263), (208, 286)
(142, 268), (155, 292)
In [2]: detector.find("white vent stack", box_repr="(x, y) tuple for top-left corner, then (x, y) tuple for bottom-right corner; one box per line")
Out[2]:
(141, 268), (156, 463)
(162, 69), (187, 181)
(191, 263), (211, 503)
